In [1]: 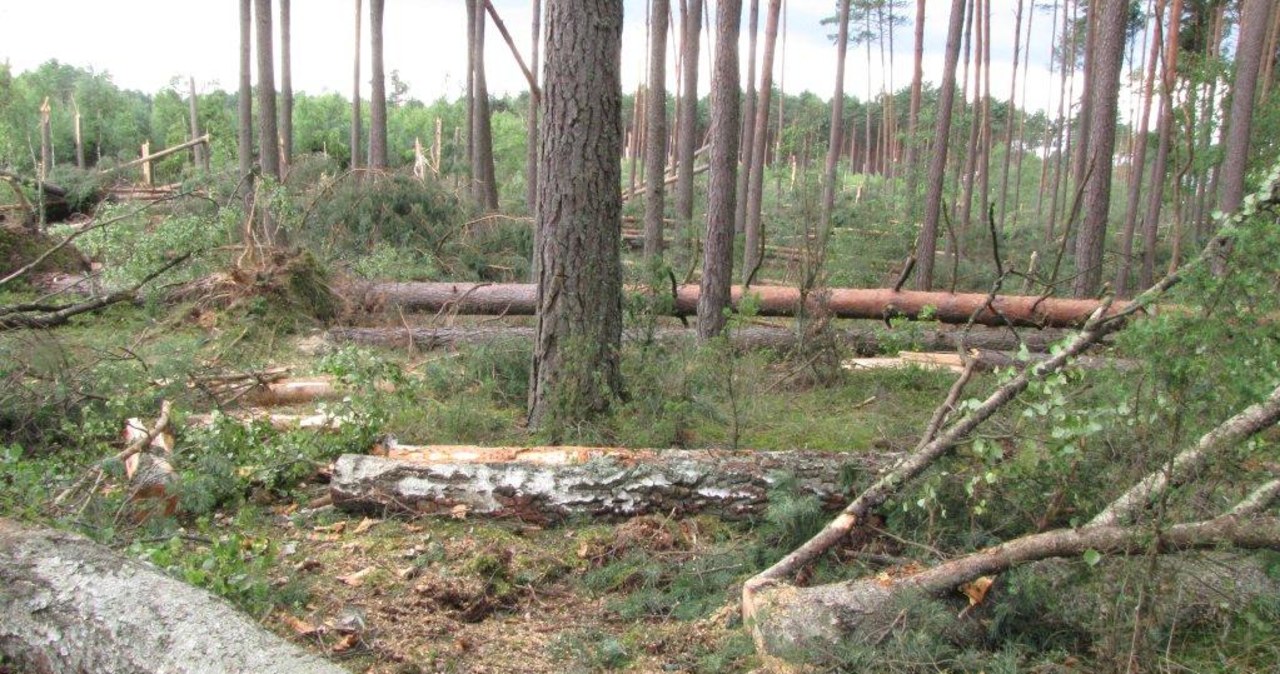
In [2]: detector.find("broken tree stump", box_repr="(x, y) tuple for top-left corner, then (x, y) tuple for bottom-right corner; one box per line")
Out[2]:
(0, 519), (349, 674)
(331, 446), (892, 524)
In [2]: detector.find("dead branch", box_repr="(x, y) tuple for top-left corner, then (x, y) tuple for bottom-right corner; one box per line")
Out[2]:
(0, 252), (191, 330)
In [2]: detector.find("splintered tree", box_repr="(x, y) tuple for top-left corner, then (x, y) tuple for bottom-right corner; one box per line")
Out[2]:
(368, 0), (388, 170)
(528, 0), (624, 431)
(697, 0), (743, 340)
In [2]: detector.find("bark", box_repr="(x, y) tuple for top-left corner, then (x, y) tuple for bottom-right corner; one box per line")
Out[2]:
(1141, 0), (1181, 289)
(818, 0), (851, 243)
(735, 0), (760, 237)
(368, 0), (388, 170)
(995, 0), (1024, 232)
(742, 0), (781, 285)
(526, 0), (541, 213)
(237, 0), (253, 194)
(1218, 0), (1271, 215)
(1116, 0), (1164, 297)
(528, 0), (624, 429)
(470, 0), (500, 210)
(349, 281), (1130, 328)
(0, 519), (349, 674)
(330, 447), (889, 524)
(279, 0), (293, 169)
(186, 78), (206, 172)
(38, 99), (52, 178)
(1071, 0), (1129, 298)
(254, 0), (279, 180)
(350, 0), (362, 170)
(324, 324), (1074, 356)
(675, 0), (704, 252)
(697, 0), (742, 340)
(917, 0), (968, 290)
(644, 0), (670, 260)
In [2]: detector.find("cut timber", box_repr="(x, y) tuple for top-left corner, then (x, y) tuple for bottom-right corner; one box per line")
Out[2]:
(331, 446), (891, 524)
(240, 377), (392, 406)
(349, 282), (1128, 328)
(0, 519), (349, 674)
(326, 324), (1073, 356)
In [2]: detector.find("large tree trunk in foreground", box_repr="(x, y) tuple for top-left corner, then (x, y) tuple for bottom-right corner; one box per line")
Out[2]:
(349, 281), (1128, 328)
(527, 0), (624, 430)
(331, 447), (888, 524)
(0, 519), (348, 674)
(324, 324), (1073, 356)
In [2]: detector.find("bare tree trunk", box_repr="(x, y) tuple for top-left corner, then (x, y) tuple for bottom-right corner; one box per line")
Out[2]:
(818, 0), (851, 246)
(1045, 0), (1077, 241)
(1071, 0), (1129, 298)
(528, 0), (624, 430)
(735, 0), (759, 237)
(742, 0), (781, 285)
(238, 0), (254, 198)
(186, 77), (207, 172)
(996, 0), (1024, 232)
(644, 0), (670, 261)
(279, 0), (292, 170)
(903, 0), (926, 221)
(469, 2), (499, 209)
(697, 0), (743, 340)
(368, 0), (388, 171)
(465, 0), (475, 176)
(1069, 0), (1100, 196)
(675, 0), (704, 261)
(254, 0), (279, 181)
(1010, 0), (1036, 230)
(351, 0), (362, 171)
(1035, 0), (1061, 223)
(526, 0), (541, 213)
(1218, 0), (1271, 215)
(1116, 0), (1164, 296)
(917, 0), (968, 290)
(1141, 0), (1182, 289)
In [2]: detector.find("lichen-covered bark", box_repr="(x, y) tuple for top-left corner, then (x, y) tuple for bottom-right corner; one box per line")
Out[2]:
(0, 519), (348, 674)
(528, 0), (624, 429)
(330, 449), (886, 524)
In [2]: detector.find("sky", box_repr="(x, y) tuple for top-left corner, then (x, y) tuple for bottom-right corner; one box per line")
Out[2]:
(0, 1), (1087, 116)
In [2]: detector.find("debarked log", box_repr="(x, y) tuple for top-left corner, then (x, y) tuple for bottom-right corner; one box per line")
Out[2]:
(324, 324), (1075, 356)
(331, 447), (892, 524)
(0, 519), (349, 674)
(348, 281), (1132, 328)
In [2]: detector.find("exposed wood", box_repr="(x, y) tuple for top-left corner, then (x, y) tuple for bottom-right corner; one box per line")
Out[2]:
(114, 135), (212, 172)
(349, 281), (1131, 328)
(186, 410), (344, 431)
(324, 324), (1074, 357)
(331, 446), (893, 524)
(0, 519), (350, 674)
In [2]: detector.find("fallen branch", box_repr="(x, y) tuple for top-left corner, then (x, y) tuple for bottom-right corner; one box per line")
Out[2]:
(53, 401), (174, 510)
(0, 252), (191, 330)
(0, 518), (349, 674)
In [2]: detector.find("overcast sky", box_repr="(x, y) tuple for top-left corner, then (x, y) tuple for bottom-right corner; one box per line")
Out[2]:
(1, 1), (1085, 115)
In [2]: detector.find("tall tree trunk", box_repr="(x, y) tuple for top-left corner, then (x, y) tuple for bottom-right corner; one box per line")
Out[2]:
(735, 0), (759, 237)
(238, 0), (254, 198)
(996, 0), (1025, 232)
(742, 0), (781, 285)
(975, 0), (993, 236)
(1218, 0), (1271, 214)
(1116, 0), (1163, 297)
(351, 0), (362, 171)
(1141, 0), (1182, 289)
(675, 0), (704, 261)
(1070, 1), (1100, 196)
(1259, 0), (1280, 101)
(466, 0), (475, 176)
(254, 0), (280, 181)
(918, 0), (968, 290)
(368, 0), (388, 170)
(644, 0), (670, 261)
(1010, 0), (1036, 230)
(186, 77), (207, 172)
(526, 0), (542, 214)
(1071, 0), (1130, 298)
(1046, 0), (1077, 241)
(818, 0), (851, 244)
(528, 0), (624, 431)
(903, 0), (926, 221)
(279, 0), (293, 170)
(697, 0), (743, 340)
(469, 1), (499, 209)
(1035, 0), (1062, 223)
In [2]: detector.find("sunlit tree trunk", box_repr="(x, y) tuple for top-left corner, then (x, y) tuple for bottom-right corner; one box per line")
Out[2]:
(917, 0), (968, 291)
(697, 0), (742, 340)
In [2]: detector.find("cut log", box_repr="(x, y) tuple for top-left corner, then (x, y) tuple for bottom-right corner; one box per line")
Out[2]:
(325, 324), (1074, 355)
(0, 519), (349, 674)
(331, 446), (892, 524)
(348, 282), (1129, 328)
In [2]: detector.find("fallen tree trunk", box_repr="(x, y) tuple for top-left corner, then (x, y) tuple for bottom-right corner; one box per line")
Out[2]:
(0, 519), (349, 674)
(331, 446), (892, 524)
(348, 282), (1128, 328)
(324, 324), (1074, 356)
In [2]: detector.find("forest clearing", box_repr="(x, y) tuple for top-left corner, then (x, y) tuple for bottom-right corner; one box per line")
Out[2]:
(4, 0), (1280, 672)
